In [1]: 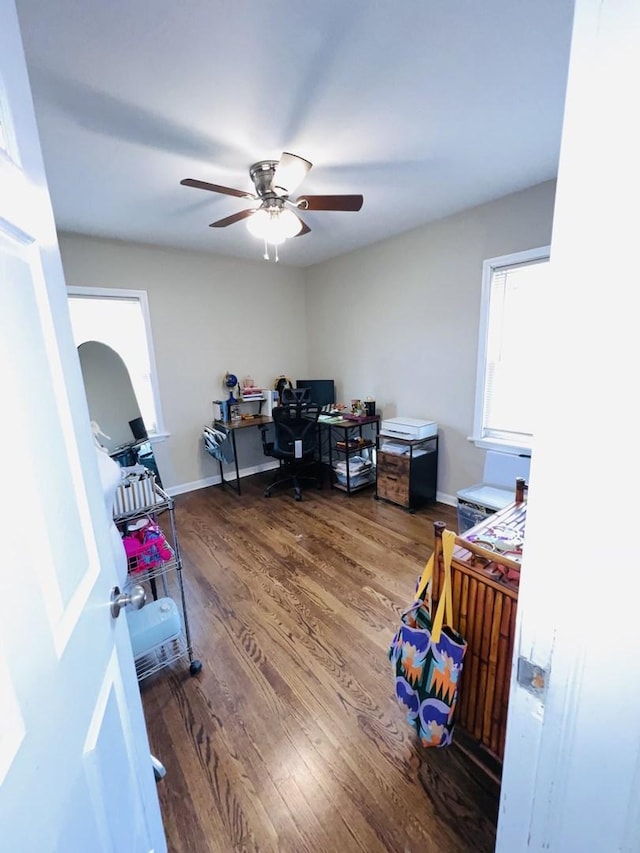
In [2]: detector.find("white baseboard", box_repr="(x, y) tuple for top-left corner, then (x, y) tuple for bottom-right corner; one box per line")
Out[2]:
(166, 461), (279, 497)
(436, 491), (457, 507)
(168, 468), (458, 508)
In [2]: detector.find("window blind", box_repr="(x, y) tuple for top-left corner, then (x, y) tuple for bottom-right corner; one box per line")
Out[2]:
(481, 257), (549, 445)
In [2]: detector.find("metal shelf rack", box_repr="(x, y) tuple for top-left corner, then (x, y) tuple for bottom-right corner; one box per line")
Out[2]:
(114, 485), (202, 681)
(320, 415), (380, 495)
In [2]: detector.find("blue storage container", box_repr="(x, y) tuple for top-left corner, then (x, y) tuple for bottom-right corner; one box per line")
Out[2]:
(126, 596), (181, 659)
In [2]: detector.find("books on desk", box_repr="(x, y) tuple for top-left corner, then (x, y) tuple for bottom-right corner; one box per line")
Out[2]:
(240, 386), (263, 400)
(336, 439), (361, 450)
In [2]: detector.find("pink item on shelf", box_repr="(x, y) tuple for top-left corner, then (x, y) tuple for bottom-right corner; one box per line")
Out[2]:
(122, 536), (142, 557)
(122, 519), (173, 574)
(122, 534), (146, 573)
(140, 525), (173, 562)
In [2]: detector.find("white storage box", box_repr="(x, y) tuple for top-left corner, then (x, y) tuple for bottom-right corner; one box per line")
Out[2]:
(380, 417), (438, 440)
(456, 451), (531, 533)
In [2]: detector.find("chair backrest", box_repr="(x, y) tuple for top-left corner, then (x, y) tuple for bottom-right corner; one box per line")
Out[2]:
(281, 387), (311, 404)
(271, 403), (321, 459)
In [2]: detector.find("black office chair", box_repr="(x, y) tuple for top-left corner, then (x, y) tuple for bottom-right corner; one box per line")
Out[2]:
(281, 387), (311, 404)
(259, 402), (321, 500)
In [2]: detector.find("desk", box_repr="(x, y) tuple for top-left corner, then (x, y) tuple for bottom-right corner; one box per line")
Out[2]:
(319, 415), (380, 494)
(213, 413), (379, 497)
(212, 416), (272, 496)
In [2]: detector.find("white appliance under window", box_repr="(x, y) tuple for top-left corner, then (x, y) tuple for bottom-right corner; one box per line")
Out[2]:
(457, 450), (531, 533)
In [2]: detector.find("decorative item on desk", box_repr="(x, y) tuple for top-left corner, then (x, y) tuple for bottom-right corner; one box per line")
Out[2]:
(274, 374), (293, 403)
(343, 400), (368, 421)
(241, 376), (264, 400)
(364, 398), (376, 417)
(223, 371), (239, 403)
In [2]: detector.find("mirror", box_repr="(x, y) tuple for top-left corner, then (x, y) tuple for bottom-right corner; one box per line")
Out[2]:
(77, 341), (163, 486)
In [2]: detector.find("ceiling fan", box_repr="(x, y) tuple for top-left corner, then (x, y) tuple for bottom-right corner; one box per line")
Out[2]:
(180, 152), (363, 255)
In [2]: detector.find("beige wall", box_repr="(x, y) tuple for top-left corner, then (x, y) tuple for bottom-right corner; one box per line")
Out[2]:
(305, 180), (556, 501)
(59, 234), (308, 489)
(59, 180), (555, 499)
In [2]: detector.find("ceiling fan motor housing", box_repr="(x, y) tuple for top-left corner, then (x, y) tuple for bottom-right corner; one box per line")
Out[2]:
(249, 160), (279, 197)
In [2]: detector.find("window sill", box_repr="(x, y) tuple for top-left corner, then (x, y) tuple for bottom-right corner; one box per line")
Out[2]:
(467, 436), (531, 457)
(148, 431), (171, 443)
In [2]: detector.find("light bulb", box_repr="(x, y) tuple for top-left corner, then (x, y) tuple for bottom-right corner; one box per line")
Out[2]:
(247, 207), (302, 244)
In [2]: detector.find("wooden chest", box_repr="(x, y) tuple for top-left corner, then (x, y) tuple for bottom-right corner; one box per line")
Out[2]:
(432, 483), (526, 765)
(376, 451), (410, 505)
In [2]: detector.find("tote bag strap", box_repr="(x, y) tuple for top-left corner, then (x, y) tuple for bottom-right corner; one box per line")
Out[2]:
(416, 553), (435, 602)
(432, 530), (456, 644)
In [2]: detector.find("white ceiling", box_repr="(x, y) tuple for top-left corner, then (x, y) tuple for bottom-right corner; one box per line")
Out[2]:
(15, 0), (575, 268)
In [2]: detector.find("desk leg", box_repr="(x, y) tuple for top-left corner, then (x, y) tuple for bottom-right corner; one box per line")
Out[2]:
(231, 429), (241, 495)
(317, 426), (325, 487)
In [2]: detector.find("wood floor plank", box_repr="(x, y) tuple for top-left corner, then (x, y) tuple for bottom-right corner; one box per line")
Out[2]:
(141, 475), (496, 852)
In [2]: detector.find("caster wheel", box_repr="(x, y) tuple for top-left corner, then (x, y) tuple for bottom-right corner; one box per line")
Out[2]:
(409, 508), (416, 515)
(264, 490), (271, 498)
(374, 494), (379, 500)
(189, 659), (203, 676)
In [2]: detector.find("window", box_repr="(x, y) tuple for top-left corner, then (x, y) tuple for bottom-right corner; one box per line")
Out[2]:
(0, 81), (17, 161)
(472, 246), (550, 453)
(67, 287), (166, 437)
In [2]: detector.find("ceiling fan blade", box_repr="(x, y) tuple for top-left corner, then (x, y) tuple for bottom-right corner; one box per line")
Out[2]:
(296, 194), (363, 212)
(272, 152), (312, 196)
(209, 209), (256, 228)
(294, 214), (311, 237)
(181, 178), (254, 199)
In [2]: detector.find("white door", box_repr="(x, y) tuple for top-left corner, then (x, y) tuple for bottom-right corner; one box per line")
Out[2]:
(497, 0), (640, 850)
(0, 3), (166, 851)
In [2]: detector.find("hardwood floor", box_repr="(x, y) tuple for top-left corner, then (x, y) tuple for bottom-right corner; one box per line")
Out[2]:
(140, 474), (497, 853)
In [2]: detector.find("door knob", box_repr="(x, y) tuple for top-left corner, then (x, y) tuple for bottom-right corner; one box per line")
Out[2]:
(111, 584), (146, 618)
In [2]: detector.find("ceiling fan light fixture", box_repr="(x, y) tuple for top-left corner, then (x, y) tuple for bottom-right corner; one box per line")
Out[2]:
(271, 152), (312, 196)
(246, 206), (302, 244)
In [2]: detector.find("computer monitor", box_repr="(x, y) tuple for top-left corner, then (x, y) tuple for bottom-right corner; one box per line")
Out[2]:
(295, 379), (335, 408)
